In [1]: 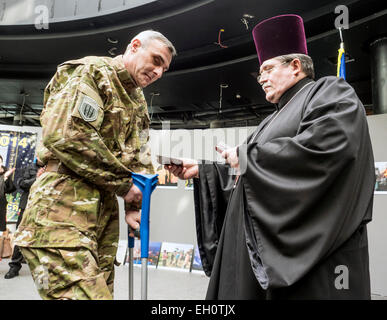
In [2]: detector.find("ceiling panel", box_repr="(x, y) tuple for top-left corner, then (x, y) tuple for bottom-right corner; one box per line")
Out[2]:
(0, 0), (385, 128)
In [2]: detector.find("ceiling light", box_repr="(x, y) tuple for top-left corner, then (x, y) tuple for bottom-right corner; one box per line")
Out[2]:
(108, 47), (117, 56)
(107, 37), (118, 44)
(243, 14), (254, 19)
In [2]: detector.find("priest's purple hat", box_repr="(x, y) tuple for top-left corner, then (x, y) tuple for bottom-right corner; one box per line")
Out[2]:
(252, 14), (308, 65)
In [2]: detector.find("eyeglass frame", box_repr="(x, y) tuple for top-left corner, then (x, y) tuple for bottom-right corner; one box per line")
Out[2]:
(256, 60), (292, 82)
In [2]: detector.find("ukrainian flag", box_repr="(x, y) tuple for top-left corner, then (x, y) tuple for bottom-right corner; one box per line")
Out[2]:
(337, 43), (346, 79)
(337, 28), (346, 80)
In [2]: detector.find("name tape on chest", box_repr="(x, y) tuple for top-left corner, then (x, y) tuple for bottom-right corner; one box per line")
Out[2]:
(78, 95), (100, 122)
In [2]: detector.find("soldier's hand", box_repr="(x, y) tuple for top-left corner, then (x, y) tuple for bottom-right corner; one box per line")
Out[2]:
(123, 183), (142, 204)
(126, 210), (141, 237)
(164, 158), (199, 180)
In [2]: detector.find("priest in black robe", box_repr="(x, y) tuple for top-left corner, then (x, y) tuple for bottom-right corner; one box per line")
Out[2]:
(165, 14), (375, 300)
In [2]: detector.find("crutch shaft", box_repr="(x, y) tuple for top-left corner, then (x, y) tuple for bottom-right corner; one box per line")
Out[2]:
(129, 247), (134, 300)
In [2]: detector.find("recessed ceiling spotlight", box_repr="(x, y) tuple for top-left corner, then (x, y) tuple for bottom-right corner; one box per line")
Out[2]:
(107, 37), (118, 44)
(243, 14), (254, 19)
(241, 14), (255, 30)
(108, 47), (117, 56)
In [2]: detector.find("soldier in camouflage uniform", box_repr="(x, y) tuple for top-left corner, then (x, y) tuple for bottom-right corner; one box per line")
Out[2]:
(13, 30), (176, 300)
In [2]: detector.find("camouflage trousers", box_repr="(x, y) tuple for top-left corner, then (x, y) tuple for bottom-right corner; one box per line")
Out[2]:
(20, 246), (115, 300)
(14, 172), (120, 300)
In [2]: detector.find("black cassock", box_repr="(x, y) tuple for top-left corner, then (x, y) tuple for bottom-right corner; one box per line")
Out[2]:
(193, 76), (375, 300)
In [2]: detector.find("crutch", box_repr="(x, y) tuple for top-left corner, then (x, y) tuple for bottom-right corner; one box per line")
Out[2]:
(128, 172), (158, 300)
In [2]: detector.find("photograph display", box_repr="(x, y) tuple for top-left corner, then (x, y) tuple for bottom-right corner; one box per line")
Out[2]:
(375, 162), (387, 194)
(158, 242), (194, 272)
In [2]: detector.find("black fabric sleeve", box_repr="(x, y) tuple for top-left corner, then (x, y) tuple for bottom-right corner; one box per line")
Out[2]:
(193, 162), (235, 276)
(18, 167), (37, 191)
(5, 177), (16, 194)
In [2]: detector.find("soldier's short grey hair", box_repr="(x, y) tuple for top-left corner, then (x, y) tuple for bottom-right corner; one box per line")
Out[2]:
(277, 53), (315, 79)
(129, 30), (177, 57)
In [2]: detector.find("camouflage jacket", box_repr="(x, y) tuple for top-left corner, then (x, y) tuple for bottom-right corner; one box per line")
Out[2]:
(38, 55), (154, 196)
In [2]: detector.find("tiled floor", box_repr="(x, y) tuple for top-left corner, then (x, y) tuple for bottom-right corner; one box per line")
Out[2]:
(1, 257), (386, 300)
(0, 257), (209, 300)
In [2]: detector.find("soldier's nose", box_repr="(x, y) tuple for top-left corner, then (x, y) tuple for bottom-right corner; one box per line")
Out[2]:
(154, 66), (163, 79)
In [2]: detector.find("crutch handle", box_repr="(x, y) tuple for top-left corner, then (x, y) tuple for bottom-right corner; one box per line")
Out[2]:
(130, 172), (158, 259)
(128, 172), (158, 300)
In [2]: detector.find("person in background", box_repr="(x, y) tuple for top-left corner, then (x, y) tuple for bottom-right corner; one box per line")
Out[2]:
(0, 155), (16, 233)
(4, 157), (45, 279)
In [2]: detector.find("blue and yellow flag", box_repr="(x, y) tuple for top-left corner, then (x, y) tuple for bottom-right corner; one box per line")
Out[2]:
(337, 28), (346, 79)
(337, 44), (346, 79)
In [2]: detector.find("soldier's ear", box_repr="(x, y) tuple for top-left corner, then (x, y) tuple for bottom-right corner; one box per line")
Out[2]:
(130, 39), (142, 53)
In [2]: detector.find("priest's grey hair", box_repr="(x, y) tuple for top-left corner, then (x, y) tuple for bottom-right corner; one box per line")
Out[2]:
(278, 53), (315, 79)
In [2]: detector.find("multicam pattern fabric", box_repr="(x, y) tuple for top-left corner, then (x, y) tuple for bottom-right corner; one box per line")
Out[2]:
(39, 55), (154, 194)
(20, 246), (115, 300)
(14, 55), (154, 299)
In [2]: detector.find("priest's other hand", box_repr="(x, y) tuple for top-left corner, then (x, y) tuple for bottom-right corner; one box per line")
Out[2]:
(164, 158), (199, 180)
(217, 146), (240, 171)
(126, 210), (141, 237)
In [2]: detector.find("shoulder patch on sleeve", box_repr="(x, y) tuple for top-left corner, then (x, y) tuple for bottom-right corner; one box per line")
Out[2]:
(72, 82), (104, 131)
(78, 96), (99, 122)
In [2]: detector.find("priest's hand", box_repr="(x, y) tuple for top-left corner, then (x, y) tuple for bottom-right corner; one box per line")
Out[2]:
(126, 210), (141, 237)
(164, 158), (199, 180)
(216, 146), (240, 171)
